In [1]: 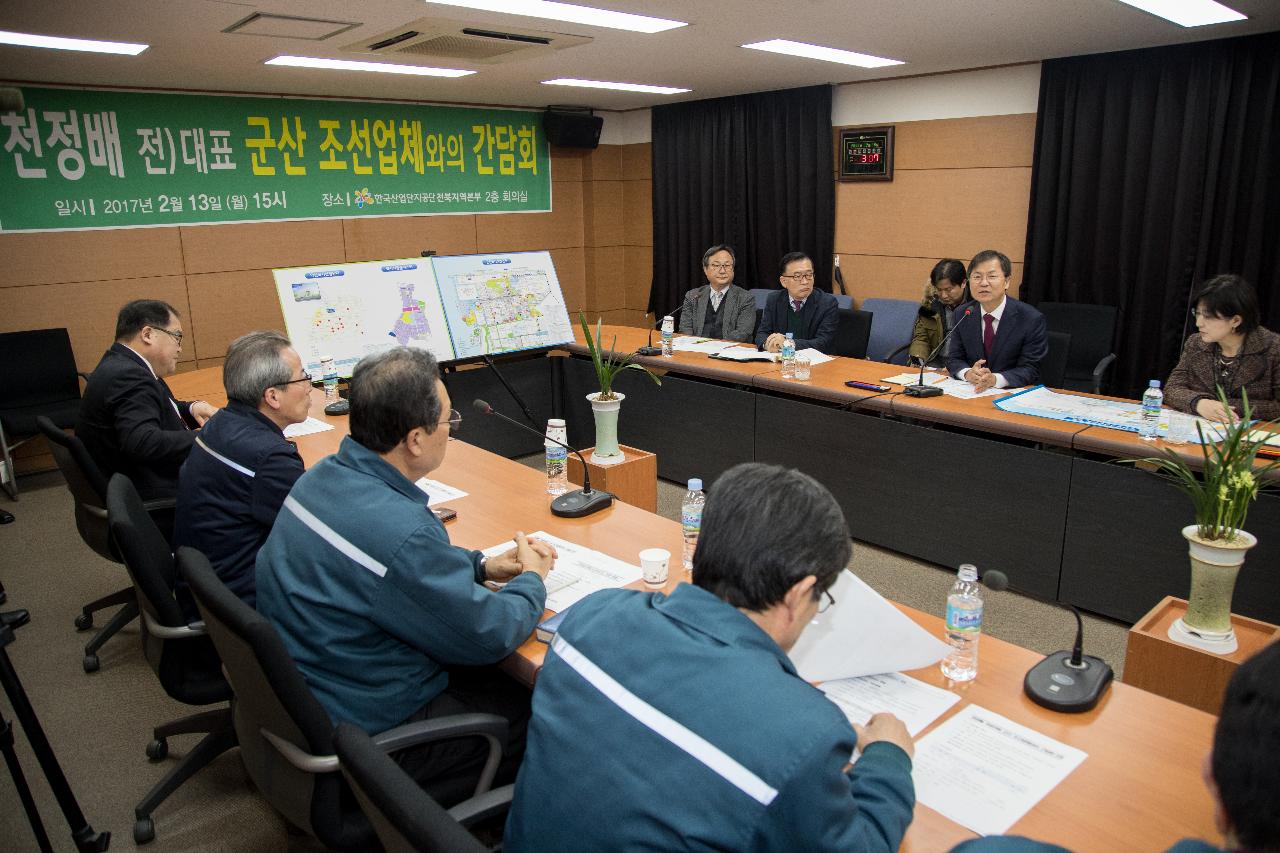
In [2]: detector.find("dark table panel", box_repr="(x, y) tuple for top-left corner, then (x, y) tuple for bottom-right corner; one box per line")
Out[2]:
(444, 355), (557, 458)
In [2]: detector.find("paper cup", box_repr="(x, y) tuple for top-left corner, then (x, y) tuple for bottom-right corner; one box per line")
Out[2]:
(639, 547), (670, 586)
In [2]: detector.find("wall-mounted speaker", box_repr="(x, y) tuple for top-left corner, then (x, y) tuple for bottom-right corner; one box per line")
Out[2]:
(542, 110), (603, 149)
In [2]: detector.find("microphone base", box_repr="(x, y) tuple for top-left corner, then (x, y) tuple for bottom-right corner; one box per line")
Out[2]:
(551, 488), (615, 518)
(1024, 650), (1113, 713)
(635, 346), (662, 357)
(903, 384), (943, 398)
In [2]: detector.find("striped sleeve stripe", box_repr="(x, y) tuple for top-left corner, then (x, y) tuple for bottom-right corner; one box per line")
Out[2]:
(551, 634), (778, 806)
(195, 435), (255, 478)
(282, 495), (389, 578)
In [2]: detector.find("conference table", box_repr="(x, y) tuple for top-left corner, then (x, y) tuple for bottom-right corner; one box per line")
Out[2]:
(169, 367), (1220, 853)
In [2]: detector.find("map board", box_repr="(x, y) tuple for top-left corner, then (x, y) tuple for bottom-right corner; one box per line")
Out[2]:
(273, 250), (572, 376)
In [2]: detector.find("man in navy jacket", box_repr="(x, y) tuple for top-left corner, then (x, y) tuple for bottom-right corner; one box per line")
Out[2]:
(755, 252), (840, 354)
(506, 463), (916, 852)
(945, 249), (1047, 390)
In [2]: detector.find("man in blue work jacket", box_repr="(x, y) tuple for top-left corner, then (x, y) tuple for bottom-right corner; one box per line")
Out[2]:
(256, 347), (554, 802)
(505, 462), (916, 852)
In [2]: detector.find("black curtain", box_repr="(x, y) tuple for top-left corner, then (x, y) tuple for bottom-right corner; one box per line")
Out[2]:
(1023, 31), (1280, 399)
(649, 85), (834, 319)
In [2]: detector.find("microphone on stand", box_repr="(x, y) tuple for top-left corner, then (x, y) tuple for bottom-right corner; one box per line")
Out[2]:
(472, 399), (615, 518)
(980, 569), (1114, 713)
(904, 307), (972, 397)
(636, 323), (662, 357)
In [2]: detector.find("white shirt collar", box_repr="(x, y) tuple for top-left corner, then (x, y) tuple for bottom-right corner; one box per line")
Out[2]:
(120, 342), (159, 379)
(982, 296), (1008, 322)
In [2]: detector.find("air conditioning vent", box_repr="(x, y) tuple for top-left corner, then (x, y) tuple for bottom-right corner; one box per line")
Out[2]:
(460, 28), (552, 46)
(367, 31), (420, 52)
(398, 34), (529, 61)
(345, 16), (591, 65)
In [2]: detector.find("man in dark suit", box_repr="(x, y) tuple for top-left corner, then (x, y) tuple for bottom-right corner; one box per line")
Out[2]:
(677, 244), (757, 343)
(77, 300), (217, 501)
(754, 252), (839, 354)
(945, 249), (1047, 390)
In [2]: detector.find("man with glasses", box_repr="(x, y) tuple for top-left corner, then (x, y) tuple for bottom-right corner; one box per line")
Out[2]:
(171, 331), (308, 617)
(256, 347), (555, 803)
(506, 463), (916, 852)
(755, 251), (840, 354)
(945, 249), (1047, 391)
(910, 259), (970, 367)
(77, 299), (218, 502)
(677, 244), (757, 343)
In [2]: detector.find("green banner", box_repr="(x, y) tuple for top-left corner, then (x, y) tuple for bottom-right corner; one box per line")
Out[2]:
(0, 86), (551, 232)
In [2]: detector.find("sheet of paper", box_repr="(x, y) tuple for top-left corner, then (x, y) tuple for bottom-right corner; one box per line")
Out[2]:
(821, 672), (961, 737)
(414, 478), (468, 507)
(672, 336), (737, 354)
(913, 704), (1088, 836)
(882, 371), (947, 386)
(480, 530), (643, 613)
(789, 570), (952, 680)
(283, 417), (335, 438)
(934, 378), (1010, 399)
(794, 348), (834, 365)
(711, 347), (776, 362)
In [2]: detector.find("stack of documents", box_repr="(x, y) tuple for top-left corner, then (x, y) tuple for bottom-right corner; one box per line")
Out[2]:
(671, 337), (738, 354)
(881, 372), (1007, 399)
(479, 531), (642, 613)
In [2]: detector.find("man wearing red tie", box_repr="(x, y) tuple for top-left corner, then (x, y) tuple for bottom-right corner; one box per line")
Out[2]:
(77, 300), (218, 501)
(945, 250), (1048, 392)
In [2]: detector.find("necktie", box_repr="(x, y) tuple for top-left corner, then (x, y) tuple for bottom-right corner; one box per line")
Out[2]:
(792, 299), (802, 313)
(711, 291), (721, 311)
(983, 314), (995, 359)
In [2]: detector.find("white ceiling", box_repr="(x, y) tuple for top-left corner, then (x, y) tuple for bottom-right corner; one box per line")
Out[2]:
(0, 0), (1277, 111)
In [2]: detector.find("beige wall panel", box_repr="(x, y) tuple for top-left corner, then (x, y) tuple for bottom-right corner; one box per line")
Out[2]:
(584, 246), (626, 313)
(550, 147), (586, 182)
(583, 181), (624, 247)
(0, 276), (191, 372)
(550, 247), (586, 315)
(624, 244), (653, 313)
(595, 308), (650, 329)
(342, 215), (478, 262)
(584, 145), (622, 182)
(197, 357), (227, 371)
(839, 254), (1025, 304)
(835, 168), (1030, 261)
(620, 143), (651, 181)
(622, 180), (653, 246)
(887, 113), (1037, 170)
(0, 228), (185, 286)
(180, 220), (346, 274)
(475, 181), (583, 251)
(186, 270), (286, 360)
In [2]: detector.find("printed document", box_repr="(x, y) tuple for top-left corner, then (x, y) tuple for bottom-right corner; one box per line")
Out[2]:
(794, 348), (834, 365)
(882, 371), (947, 387)
(821, 673), (961, 737)
(414, 478), (468, 507)
(283, 417), (335, 438)
(672, 336), (737, 354)
(913, 704), (1087, 836)
(480, 530), (642, 613)
(710, 347), (777, 362)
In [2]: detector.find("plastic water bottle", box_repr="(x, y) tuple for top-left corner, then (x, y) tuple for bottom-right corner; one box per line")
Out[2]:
(661, 315), (675, 357)
(681, 478), (705, 572)
(941, 563), (983, 682)
(1140, 380), (1163, 441)
(545, 418), (569, 496)
(780, 333), (796, 379)
(320, 356), (339, 403)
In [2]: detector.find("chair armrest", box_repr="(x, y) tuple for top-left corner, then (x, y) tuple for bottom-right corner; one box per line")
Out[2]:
(447, 783), (515, 827)
(887, 342), (912, 365)
(141, 610), (207, 639)
(261, 729), (340, 773)
(1091, 353), (1118, 393)
(372, 713), (508, 796)
(141, 498), (177, 513)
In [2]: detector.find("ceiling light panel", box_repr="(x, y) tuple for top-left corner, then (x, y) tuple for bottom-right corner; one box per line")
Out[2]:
(742, 39), (904, 69)
(542, 78), (689, 94)
(1112, 0), (1246, 27)
(426, 1), (686, 33)
(0, 29), (148, 55)
(266, 55), (475, 77)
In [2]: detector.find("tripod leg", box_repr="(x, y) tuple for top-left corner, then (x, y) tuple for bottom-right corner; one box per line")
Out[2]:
(0, 713), (55, 853)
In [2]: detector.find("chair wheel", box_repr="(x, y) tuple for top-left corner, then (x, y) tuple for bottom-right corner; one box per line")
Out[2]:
(133, 817), (155, 845)
(146, 738), (168, 761)
(74, 613), (93, 630)
(82, 654), (99, 673)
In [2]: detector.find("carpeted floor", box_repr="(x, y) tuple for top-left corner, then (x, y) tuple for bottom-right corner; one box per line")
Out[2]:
(0, 464), (1130, 851)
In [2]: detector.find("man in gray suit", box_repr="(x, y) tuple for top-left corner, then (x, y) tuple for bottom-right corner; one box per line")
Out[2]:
(677, 244), (757, 343)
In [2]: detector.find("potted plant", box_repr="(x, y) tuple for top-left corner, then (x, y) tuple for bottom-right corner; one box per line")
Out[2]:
(1126, 388), (1277, 651)
(579, 313), (660, 465)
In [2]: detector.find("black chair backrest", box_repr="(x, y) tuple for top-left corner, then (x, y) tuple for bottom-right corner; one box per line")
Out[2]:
(0, 328), (81, 409)
(38, 415), (116, 562)
(1042, 331), (1072, 389)
(334, 723), (489, 853)
(179, 547), (368, 849)
(107, 474), (183, 627)
(1038, 303), (1118, 377)
(834, 308), (873, 360)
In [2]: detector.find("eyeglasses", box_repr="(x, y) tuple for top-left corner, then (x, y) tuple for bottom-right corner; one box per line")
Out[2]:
(707, 262), (734, 271)
(149, 326), (184, 344)
(1189, 309), (1223, 321)
(275, 372), (314, 388)
(969, 273), (1006, 285)
(817, 589), (836, 614)
(439, 409), (462, 431)
(783, 272), (816, 282)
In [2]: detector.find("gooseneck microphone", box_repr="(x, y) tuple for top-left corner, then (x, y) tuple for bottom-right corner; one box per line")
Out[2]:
(904, 307), (973, 397)
(472, 399), (615, 518)
(980, 569), (1114, 713)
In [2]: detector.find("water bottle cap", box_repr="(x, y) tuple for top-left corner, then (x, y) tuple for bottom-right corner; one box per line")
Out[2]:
(1148, 379), (1161, 388)
(785, 332), (794, 339)
(957, 563), (978, 580)
(688, 478), (703, 491)
(547, 418), (565, 428)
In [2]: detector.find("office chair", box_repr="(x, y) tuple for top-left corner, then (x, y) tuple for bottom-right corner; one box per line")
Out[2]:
(0, 328), (85, 499)
(334, 722), (514, 853)
(179, 547), (512, 852)
(860, 298), (919, 364)
(1037, 302), (1119, 394)
(37, 415), (148, 673)
(105, 474), (236, 845)
(1042, 331), (1072, 389)
(833, 308), (873, 359)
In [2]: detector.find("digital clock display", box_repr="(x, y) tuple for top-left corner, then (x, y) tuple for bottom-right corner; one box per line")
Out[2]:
(839, 126), (894, 182)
